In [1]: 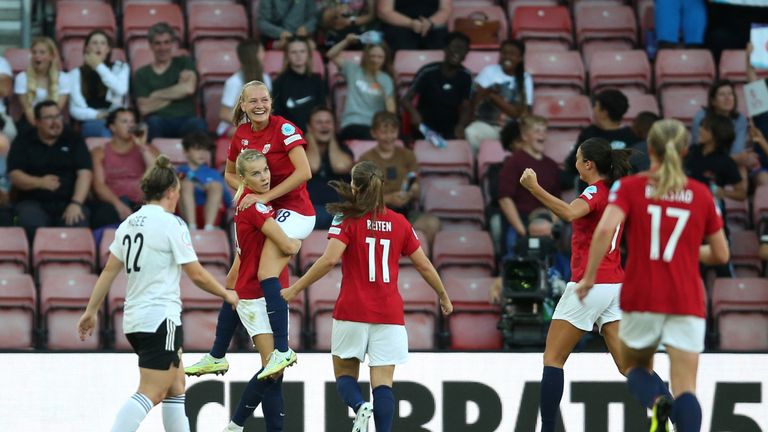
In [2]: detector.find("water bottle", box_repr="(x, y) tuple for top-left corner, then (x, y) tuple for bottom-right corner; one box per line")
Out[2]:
(419, 123), (447, 149)
(359, 30), (383, 45)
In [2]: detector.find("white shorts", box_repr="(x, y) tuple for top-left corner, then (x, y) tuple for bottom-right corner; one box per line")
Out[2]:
(331, 319), (409, 366)
(619, 312), (706, 353)
(276, 209), (315, 240)
(236, 298), (291, 339)
(552, 282), (622, 333)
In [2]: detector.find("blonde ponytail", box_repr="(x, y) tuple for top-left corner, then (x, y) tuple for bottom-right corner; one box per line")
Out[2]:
(647, 119), (688, 199)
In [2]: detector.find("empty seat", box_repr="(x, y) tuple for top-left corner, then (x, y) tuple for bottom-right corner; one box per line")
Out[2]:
(723, 197), (749, 230)
(655, 49), (715, 89)
(463, 51), (500, 76)
(187, 2), (248, 43)
(422, 184), (485, 227)
(623, 92), (659, 123)
(719, 49), (768, 84)
(575, 4), (636, 46)
(712, 277), (768, 350)
(432, 230), (495, 273)
(3, 47), (30, 74)
(399, 272), (439, 349)
(413, 139), (474, 181)
(525, 50), (585, 94)
(511, 6), (573, 49)
(189, 229), (231, 273)
(729, 230), (762, 277)
(194, 39), (239, 88)
(262, 49), (326, 79)
(55, 2), (116, 43)
(753, 184), (768, 229)
(660, 87), (707, 127)
(123, 3), (185, 45)
(0, 274), (36, 349)
(33, 227), (95, 277)
(151, 138), (186, 165)
(544, 129), (579, 166)
(41, 272), (100, 349)
(0, 227), (29, 273)
(477, 139), (509, 181)
(507, 0), (559, 17)
(588, 50), (651, 93)
(443, 275), (503, 349)
(581, 39), (634, 71)
(308, 268), (342, 350)
(108, 272), (130, 349)
(204, 85), (225, 135)
(450, 6), (508, 49)
(180, 274), (224, 351)
(299, 229), (330, 272)
(394, 50), (443, 89)
(717, 313), (768, 351)
(533, 94), (592, 129)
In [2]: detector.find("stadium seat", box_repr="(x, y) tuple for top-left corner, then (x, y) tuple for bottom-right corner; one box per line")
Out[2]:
(413, 139), (474, 181)
(723, 197), (749, 231)
(719, 49), (768, 84)
(0, 274), (36, 349)
(127, 39), (188, 72)
(151, 138), (186, 165)
(263, 49), (326, 80)
(588, 50), (652, 93)
(33, 227), (95, 278)
(524, 50), (585, 95)
(449, 6), (509, 49)
(712, 277), (768, 350)
(308, 268), (342, 350)
(123, 3), (185, 46)
(637, 0), (654, 46)
(394, 50), (443, 89)
(399, 272), (439, 349)
(422, 184), (486, 228)
(287, 275), (305, 350)
(432, 230), (495, 274)
(463, 51), (500, 76)
(544, 129), (579, 167)
(299, 229), (330, 272)
(443, 275), (503, 349)
(623, 92), (659, 123)
(108, 272), (130, 350)
(0, 227), (29, 274)
(729, 230), (762, 277)
(660, 87), (707, 127)
(345, 139), (404, 162)
(477, 139), (509, 181)
(180, 274), (224, 351)
(62, 39), (126, 71)
(511, 6), (573, 50)
(654, 49), (716, 89)
(215, 136), (229, 171)
(581, 39), (635, 71)
(203, 85), (225, 134)
(98, 227), (116, 269)
(533, 94), (592, 129)
(507, 0), (559, 17)
(187, 2), (248, 43)
(189, 229), (232, 273)
(41, 272), (100, 349)
(3, 47), (30, 74)
(194, 39), (239, 88)
(55, 1), (116, 43)
(575, 4), (637, 47)
(753, 184), (768, 229)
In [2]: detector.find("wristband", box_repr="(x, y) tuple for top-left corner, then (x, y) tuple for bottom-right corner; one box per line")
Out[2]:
(70, 200), (83, 207)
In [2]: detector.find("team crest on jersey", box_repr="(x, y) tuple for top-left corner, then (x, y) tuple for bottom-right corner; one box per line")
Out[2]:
(256, 202), (271, 214)
(581, 185), (598, 200)
(281, 123), (295, 136)
(331, 214), (344, 226)
(262, 144), (271, 154)
(241, 139), (249, 146)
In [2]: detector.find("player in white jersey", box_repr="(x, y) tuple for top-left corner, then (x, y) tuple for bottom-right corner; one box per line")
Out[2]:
(78, 155), (238, 432)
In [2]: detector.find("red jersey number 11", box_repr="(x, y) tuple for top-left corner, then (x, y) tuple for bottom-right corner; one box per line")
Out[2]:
(365, 237), (391, 283)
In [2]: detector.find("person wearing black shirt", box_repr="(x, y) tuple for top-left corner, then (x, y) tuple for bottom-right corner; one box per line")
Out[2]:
(377, 0), (451, 52)
(272, 36), (327, 131)
(627, 111), (660, 174)
(7, 101), (93, 240)
(401, 32), (472, 140)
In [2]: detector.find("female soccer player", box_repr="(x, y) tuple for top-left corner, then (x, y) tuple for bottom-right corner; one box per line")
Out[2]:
(186, 81), (315, 380)
(282, 161), (453, 432)
(576, 119), (730, 432)
(223, 150), (302, 432)
(519, 137), (670, 432)
(77, 155), (238, 432)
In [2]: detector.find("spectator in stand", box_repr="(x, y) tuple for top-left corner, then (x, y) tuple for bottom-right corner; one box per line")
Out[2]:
(319, 0), (376, 49)
(690, 80), (751, 166)
(327, 34), (396, 141)
(258, 0), (318, 50)
(14, 36), (70, 134)
(305, 106), (354, 229)
(178, 131), (231, 231)
(217, 39), (271, 137)
(358, 111), (441, 243)
(90, 108), (158, 229)
(133, 22), (206, 141)
(497, 115), (559, 251)
(68, 30), (130, 138)
(272, 36), (327, 131)
(628, 111), (660, 173)
(377, 0), (451, 52)
(401, 31), (472, 141)
(749, 120), (768, 187)
(655, 0), (707, 48)
(0, 54), (16, 140)
(0, 130), (10, 225)
(7, 101), (92, 240)
(562, 89), (637, 191)
(463, 39), (533, 153)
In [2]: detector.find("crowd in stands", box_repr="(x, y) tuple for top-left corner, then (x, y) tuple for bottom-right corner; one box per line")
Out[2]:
(2, 0), (768, 351)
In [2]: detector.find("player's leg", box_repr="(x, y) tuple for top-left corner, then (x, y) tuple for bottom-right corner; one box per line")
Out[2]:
(540, 319), (584, 432)
(178, 179), (197, 228)
(202, 181), (223, 229)
(162, 357), (190, 432)
(261, 374), (284, 432)
(662, 315), (706, 432)
(367, 324), (408, 432)
(185, 255), (241, 377)
(369, 365), (396, 432)
(334, 356), (366, 413)
(332, 320), (367, 416)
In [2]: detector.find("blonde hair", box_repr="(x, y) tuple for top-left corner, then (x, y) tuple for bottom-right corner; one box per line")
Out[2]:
(234, 149), (268, 202)
(518, 114), (547, 134)
(231, 81), (271, 126)
(26, 36), (61, 108)
(647, 119), (688, 199)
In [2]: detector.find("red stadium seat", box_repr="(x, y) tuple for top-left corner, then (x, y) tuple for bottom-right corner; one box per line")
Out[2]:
(263, 49), (326, 80)
(0, 274), (36, 348)
(655, 49), (716, 89)
(98, 227), (116, 269)
(623, 92), (659, 123)
(588, 50), (651, 93)
(215, 136), (230, 171)
(287, 275), (305, 350)
(299, 229), (331, 272)
(180, 273), (226, 351)
(575, 4), (637, 46)
(507, 0), (559, 17)
(0, 227), (29, 274)
(127, 39), (188, 72)
(511, 6), (573, 50)
(108, 272), (130, 349)
(187, 2), (248, 43)
(477, 139), (509, 181)
(443, 275), (503, 349)
(463, 51), (499, 76)
(717, 313), (768, 351)
(723, 197), (749, 231)
(422, 184), (486, 228)
(3, 47), (30, 74)
(194, 39), (239, 88)
(753, 184), (768, 229)
(544, 129), (579, 167)
(308, 268), (342, 350)
(432, 230), (495, 274)
(659, 87), (707, 127)
(450, 6), (509, 49)
(399, 271), (439, 349)
(712, 277), (768, 350)
(729, 230), (762, 277)
(33, 227), (95, 278)
(204, 85), (225, 134)
(413, 139), (474, 181)
(533, 94), (592, 129)
(41, 272), (100, 349)
(123, 3), (185, 46)
(55, 1), (116, 43)
(581, 39), (634, 71)
(151, 138), (186, 165)
(524, 50), (585, 94)
(189, 229), (232, 273)
(720, 49), (768, 84)
(394, 49), (442, 83)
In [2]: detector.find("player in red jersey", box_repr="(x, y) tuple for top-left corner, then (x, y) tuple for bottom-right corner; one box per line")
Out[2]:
(186, 80), (315, 379)
(282, 161), (453, 432)
(519, 137), (663, 432)
(222, 150), (301, 432)
(576, 119), (730, 432)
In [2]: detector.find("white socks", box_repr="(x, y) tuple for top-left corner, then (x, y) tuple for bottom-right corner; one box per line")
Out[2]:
(162, 394), (190, 432)
(111, 393), (153, 432)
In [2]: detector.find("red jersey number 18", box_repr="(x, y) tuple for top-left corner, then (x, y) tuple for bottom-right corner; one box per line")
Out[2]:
(365, 237), (391, 283)
(647, 205), (690, 262)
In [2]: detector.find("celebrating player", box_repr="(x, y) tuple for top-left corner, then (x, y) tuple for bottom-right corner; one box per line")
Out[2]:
(77, 156), (238, 432)
(575, 119), (729, 432)
(186, 80), (315, 380)
(282, 161), (453, 432)
(222, 150), (302, 432)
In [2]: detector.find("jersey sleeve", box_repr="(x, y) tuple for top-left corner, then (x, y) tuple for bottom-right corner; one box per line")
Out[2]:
(703, 191), (724, 236)
(247, 203), (272, 230)
(327, 214), (350, 244)
(228, 127), (244, 162)
(401, 221), (421, 256)
(278, 119), (306, 151)
(108, 225), (126, 263)
(578, 184), (604, 212)
(168, 218), (198, 265)
(608, 178), (631, 215)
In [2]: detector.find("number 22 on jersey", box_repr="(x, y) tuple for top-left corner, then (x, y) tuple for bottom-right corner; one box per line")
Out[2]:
(365, 237), (391, 283)
(647, 204), (690, 262)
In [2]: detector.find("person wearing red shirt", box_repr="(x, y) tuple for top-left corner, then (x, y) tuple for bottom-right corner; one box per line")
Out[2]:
(282, 161), (453, 432)
(576, 119), (729, 432)
(223, 150), (301, 432)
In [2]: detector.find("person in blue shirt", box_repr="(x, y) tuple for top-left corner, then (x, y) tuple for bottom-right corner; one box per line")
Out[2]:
(177, 131), (231, 230)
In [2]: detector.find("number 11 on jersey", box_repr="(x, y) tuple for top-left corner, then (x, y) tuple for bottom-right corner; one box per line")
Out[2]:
(365, 237), (391, 283)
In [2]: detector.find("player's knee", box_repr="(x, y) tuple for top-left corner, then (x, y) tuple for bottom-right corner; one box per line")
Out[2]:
(206, 181), (223, 194)
(180, 179), (194, 192)
(542, 352), (567, 368)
